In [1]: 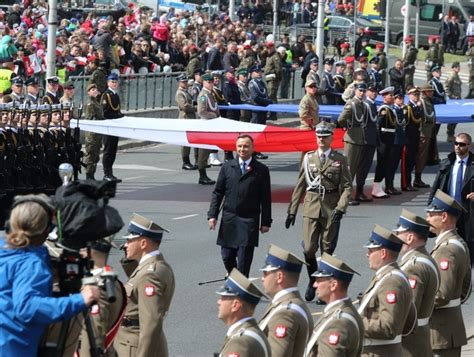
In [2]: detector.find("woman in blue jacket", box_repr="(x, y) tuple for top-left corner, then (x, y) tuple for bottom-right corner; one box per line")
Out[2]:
(0, 194), (100, 355)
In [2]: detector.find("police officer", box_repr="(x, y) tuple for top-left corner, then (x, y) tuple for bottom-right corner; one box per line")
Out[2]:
(114, 214), (175, 357)
(445, 61), (462, 142)
(259, 244), (313, 357)
(426, 190), (472, 356)
(79, 238), (127, 356)
(101, 73), (124, 183)
(393, 209), (440, 357)
(358, 225), (414, 357)
(196, 72), (219, 185)
(42, 76), (61, 105)
(25, 77), (40, 104)
(429, 65), (447, 104)
(175, 74), (198, 170)
(216, 268), (271, 357)
(10, 76), (24, 102)
(286, 122), (352, 302)
(337, 82), (367, 206)
(403, 36), (418, 90)
(306, 254), (364, 357)
(401, 87), (424, 191)
(367, 56), (383, 92)
(298, 79), (319, 130)
(322, 58), (336, 104)
(425, 36), (439, 81)
(83, 83), (104, 180)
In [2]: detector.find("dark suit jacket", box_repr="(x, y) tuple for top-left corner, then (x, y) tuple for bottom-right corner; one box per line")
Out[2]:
(429, 151), (474, 242)
(208, 158), (272, 248)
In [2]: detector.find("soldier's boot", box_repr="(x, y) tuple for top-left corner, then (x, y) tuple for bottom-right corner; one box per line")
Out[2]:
(198, 169), (216, 185)
(414, 173), (430, 188)
(193, 149), (199, 169)
(182, 156), (196, 170)
(304, 254), (318, 302)
(85, 164), (96, 180)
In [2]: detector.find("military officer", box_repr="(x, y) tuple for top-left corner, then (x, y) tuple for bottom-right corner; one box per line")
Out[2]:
(343, 56), (355, 87)
(264, 42), (282, 118)
(209, 71), (226, 165)
(337, 82), (367, 206)
(425, 36), (439, 81)
(355, 85), (378, 202)
(393, 209), (440, 357)
(466, 37), (474, 99)
(42, 76), (61, 105)
(79, 238), (127, 356)
(223, 66), (242, 122)
(285, 122), (352, 302)
(358, 225), (414, 357)
(322, 58), (336, 105)
(175, 74), (198, 171)
(25, 77), (40, 104)
(10, 76), (24, 102)
(402, 36), (418, 90)
(414, 84), (437, 188)
(185, 45), (202, 79)
(191, 69), (204, 106)
(196, 72), (219, 185)
(60, 81), (75, 106)
(429, 65), (447, 104)
(306, 58), (325, 104)
(239, 43), (257, 72)
(367, 57), (383, 92)
(101, 73), (124, 183)
(259, 244), (313, 357)
(401, 87), (424, 191)
(426, 190), (472, 357)
(334, 61), (346, 105)
(306, 254), (364, 357)
(114, 214), (175, 357)
(298, 79), (319, 130)
(83, 83), (104, 180)
(444, 62), (463, 142)
(342, 71), (365, 103)
(216, 268), (271, 357)
(237, 68), (252, 122)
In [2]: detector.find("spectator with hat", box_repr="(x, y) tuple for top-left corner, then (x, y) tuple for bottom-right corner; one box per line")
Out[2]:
(389, 59), (405, 95)
(402, 36), (418, 90)
(216, 268), (271, 356)
(25, 76), (40, 104)
(306, 253), (364, 356)
(259, 244), (314, 357)
(114, 213), (175, 357)
(445, 61), (463, 142)
(358, 225), (414, 357)
(426, 190), (472, 356)
(394, 209), (440, 357)
(42, 76), (61, 105)
(429, 65), (447, 104)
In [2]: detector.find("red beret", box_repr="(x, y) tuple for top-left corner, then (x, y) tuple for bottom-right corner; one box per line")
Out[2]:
(375, 42), (384, 49)
(340, 42), (350, 49)
(345, 56), (355, 64)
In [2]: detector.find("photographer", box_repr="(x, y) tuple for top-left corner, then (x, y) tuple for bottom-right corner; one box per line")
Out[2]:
(0, 194), (101, 355)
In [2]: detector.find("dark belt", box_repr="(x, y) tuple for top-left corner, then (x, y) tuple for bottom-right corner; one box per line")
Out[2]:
(121, 317), (139, 327)
(308, 188), (338, 194)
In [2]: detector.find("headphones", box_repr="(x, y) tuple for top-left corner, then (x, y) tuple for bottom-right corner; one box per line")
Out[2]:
(5, 197), (55, 234)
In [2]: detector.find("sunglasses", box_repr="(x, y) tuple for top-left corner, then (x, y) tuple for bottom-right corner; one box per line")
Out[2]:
(307, 84), (317, 88)
(454, 142), (468, 147)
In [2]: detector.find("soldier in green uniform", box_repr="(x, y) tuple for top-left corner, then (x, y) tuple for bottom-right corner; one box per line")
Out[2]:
(264, 42), (282, 121)
(444, 62), (463, 142)
(83, 83), (104, 180)
(298, 79), (319, 130)
(337, 82), (367, 206)
(358, 225), (415, 357)
(436, 36), (445, 68)
(88, 58), (108, 95)
(425, 36), (439, 81)
(216, 269), (271, 357)
(196, 73), (219, 185)
(175, 74), (198, 170)
(285, 122), (352, 302)
(114, 214), (175, 357)
(343, 56), (355, 88)
(259, 244), (314, 357)
(394, 210), (440, 357)
(375, 43), (388, 88)
(402, 36), (418, 90)
(426, 191), (472, 357)
(466, 37), (474, 99)
(239, 44), (257, 72)
(306, 254), (364, 357)
(185, 45), (202, 79)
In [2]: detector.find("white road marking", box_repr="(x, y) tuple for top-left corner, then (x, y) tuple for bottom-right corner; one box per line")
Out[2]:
(112, 164), (175, 172)
(172, 214), (200, 220)
(122, 175), (147, 181)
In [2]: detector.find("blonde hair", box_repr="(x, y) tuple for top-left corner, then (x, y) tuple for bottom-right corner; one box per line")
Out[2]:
(6, 194), (52, 249)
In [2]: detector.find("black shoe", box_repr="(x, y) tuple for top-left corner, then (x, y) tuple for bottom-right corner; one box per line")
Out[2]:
(255, 153), (268, 160)
(414, 180), (430, 188)
(348, 200), (360, 206)
(305, 284), (316, 302)
(355, 193), (373, 202)
(103, 175), (122, 183)
(182, 162), (196, 170)
(198, 176), (216, 185)
(386, 187), (402, 195)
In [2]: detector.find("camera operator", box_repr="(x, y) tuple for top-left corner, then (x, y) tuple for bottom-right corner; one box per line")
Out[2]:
(79, 237), (127, 356)
(0, 194), (100, 355)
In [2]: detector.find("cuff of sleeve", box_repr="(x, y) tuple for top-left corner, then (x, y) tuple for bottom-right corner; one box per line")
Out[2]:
(73, 292), (88, 312)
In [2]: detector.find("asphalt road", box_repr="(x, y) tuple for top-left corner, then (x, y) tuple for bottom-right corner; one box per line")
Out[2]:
(103, 122), (474, 356)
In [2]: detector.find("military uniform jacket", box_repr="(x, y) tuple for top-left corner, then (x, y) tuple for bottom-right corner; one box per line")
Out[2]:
(85, 95), (104, 120)
(425, 44), (439, 70)
(368, 68), (382, 92)
(444, 72), (462, 99)
(337, 96), (366, 145)
(430, 230), (472, 350)
(307, 298), (364, 357)
(334, 73), (346, 104)
(239, 53), (256, 72)
(42, 91), (60, 105)
(208, 158), (272, 248)
(26, 93), (39, 104)
(258, 288), (314, 357)
(185, 54), (202, 78)
(249, 78), (272, 107)
(343, 68), (354, 88)
(429, 77), (447, 104)
(238, 80), (253, 104)
(377, 52), (388, 73)
(377, 103), (399, 145)
(223, 79), (242, 105)
(420, 96), (436, 139)
(399, 247), (440, 357)
(220, 318), (271, 357)
(101, 88), (123, 119)
(403, 46), (418, 68)
(298, 93), (319, 129)
(264, 51), (282, 82)
(192, 81), (203, 105)
(175, 87), (196, 119)
(363, 98), (378, 147)
(358, 262), (413, 354)
(197, 88), (220, 119)
(287, 150), (352, 219)
(114, 253), (175, 357)
(306, 70), (325, 104)
(405, 100), (423, 141)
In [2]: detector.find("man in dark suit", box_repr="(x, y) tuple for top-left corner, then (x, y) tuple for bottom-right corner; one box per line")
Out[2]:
(429, 132), (474, 263)
(208, 134), (272, 277)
